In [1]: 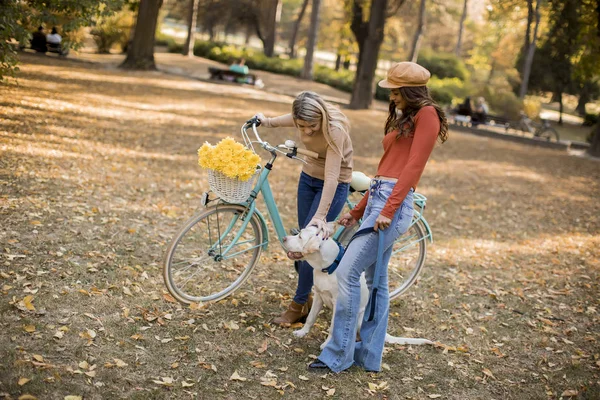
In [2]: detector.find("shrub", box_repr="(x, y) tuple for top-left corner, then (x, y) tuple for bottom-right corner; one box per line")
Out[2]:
(583, 113), (599, 127)
(481, 86), (523, 120)
(417, 52), (469, 81)
(375, 76), (468, 105)
(91, 11), (133, 54)
(523, 98), (542, 119)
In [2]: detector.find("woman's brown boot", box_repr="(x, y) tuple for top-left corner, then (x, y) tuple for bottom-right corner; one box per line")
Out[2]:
(272, 295), (313, 326)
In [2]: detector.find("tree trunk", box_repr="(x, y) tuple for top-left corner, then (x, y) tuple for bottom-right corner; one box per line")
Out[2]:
(121, 0), (162, 70)
(245, 25), (252, 45)
(557, 90), (564, 125)
(576, 82), (592, 115)
(588, 123), (600, 157)
(519, 0), (541, 99)
(454, 0), (468, 57)
(289, 0), (309, 59)
(409, 0), (426, 62)
(525, 0), (534, 51)
(487, 59), (496, 84)
(335, 53), (341, 71)
(183, 0), (200, 56)
(301, 0), (321, 80)
(258, 0), (281, 57)
(349, 0), (388, 109)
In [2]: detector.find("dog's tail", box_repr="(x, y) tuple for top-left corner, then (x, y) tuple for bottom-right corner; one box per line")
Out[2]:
(384, 333), (433, 345)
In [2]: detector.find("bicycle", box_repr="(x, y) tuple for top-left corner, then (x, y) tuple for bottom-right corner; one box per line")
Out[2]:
(163, 119), (433, 304)
(514, 113), (560, 142)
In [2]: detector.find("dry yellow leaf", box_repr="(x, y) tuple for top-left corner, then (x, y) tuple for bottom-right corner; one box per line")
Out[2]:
(32, 354), (44, 362)
(64, 396), (83, 400)
(23, 295), (35, 311)
(23, 325), (36, 333)
(18, 377), (30, 386)
(299, 375), (309, 381)
(182, 381), (194, 387)
(18, 395), (37, 400)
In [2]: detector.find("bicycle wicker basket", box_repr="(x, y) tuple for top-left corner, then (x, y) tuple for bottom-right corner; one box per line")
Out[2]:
(207, 168), (259, 203)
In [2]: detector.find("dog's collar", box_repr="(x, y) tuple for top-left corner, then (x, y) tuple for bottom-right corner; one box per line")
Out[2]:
(321, 241), (345, 275)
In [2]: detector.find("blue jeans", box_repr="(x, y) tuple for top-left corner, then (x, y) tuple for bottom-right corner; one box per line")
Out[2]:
(294, 172), (350, 304)
(318, 180), (414, 372)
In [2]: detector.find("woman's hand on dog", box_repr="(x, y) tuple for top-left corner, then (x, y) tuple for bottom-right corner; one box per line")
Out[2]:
(338, 212), (357, 228)
(307, 218), (333, 239)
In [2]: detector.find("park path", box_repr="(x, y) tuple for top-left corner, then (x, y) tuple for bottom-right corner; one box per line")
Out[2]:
(72, 48), (389, 111)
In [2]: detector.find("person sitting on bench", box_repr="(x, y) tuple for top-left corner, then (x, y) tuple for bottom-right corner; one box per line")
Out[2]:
(31, 26), (47, 53)
(471, 96), (489, 126)
(229, 58), (251, 83)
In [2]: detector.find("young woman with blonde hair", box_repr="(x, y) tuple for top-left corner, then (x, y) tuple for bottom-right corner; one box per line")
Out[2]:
(255, 91), (353, 326)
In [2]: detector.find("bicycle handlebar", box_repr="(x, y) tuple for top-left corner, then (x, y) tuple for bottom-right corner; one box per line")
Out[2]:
(296, 147), (319, 159)
(242, 119), (319, 161)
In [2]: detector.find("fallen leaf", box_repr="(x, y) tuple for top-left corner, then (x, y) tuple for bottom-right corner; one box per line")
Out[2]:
(257, 340), (268, 354)
(299, 375), (309, 381)
(18, 377), (31, 386)
(32, 354), (44, 362)
(230, 371), (247, 381)
(23, 325), (36, 333)
(561, 389), (578, 397)
(18, 395), (37, 400)
(428, 395), (442, 399)
(152, 377), (174, 387)
(23, 295), (35, 311)
(182, 381), (194, 387)
(115, 359), (128, 368)
(482, 368), (495, 380)
(64, 396), (83, 400)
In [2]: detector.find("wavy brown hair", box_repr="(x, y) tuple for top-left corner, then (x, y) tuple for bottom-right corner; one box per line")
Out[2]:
(384, 86), (448, 143)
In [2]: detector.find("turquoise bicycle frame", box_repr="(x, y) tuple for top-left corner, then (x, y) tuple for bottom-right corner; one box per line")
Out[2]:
(210, 158), (432, 260)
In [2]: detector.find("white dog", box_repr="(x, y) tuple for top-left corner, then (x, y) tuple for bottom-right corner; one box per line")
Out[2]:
(283, 225), (433, 349)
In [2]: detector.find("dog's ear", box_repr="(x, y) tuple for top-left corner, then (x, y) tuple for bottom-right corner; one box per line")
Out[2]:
(302, 235), (322, 254)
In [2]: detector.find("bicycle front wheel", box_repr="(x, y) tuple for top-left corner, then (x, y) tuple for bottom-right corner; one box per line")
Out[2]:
(337, 219), (427, 301)
(163, 204), (264, 304)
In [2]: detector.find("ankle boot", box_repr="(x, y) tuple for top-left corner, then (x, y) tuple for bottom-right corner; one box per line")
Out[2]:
(272, 294), (313, 326)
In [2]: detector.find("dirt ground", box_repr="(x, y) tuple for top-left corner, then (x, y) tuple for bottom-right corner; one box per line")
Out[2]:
(1, 53), (599, 400)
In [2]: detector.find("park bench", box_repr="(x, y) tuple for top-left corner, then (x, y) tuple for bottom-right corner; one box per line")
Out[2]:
(450, 112), (511, 131)
(481, 114), (511, 130)
(208, 67), (259, 86)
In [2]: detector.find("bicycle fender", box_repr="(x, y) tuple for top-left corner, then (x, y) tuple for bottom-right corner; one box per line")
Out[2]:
(420, 217), (434, 244)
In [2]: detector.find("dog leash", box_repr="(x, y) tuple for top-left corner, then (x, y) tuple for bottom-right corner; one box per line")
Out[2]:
(322, 227), (385, 322)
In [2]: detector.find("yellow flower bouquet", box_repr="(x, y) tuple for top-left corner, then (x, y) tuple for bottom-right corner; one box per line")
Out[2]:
(198, 137), (261, 203)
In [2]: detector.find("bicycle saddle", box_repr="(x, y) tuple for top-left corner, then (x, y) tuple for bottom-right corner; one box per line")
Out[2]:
(350, 171), (371, 192)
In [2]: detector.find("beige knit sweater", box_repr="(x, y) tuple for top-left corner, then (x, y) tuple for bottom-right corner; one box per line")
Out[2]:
(263, 113), (353, 220)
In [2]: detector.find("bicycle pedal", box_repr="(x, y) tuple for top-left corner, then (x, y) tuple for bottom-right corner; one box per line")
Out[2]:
(289, 228), (300, 235)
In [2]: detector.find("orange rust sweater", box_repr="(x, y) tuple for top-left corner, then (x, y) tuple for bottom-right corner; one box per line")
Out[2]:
(350, 106), (440, 220)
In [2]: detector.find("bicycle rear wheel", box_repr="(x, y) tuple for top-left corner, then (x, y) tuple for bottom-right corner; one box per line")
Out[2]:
(163, 204), (264, 304)
(537, 127), (560, 142)
(337, 218), (427, 300)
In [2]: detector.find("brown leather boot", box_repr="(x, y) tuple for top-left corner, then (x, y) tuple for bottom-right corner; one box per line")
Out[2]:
(272, 295), (313, 326)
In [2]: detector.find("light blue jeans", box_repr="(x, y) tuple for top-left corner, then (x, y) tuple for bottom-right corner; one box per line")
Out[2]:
(317, 180), (414, 373)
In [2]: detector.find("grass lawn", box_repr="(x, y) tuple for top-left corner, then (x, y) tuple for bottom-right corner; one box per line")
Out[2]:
(1, 54), (599, 400)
